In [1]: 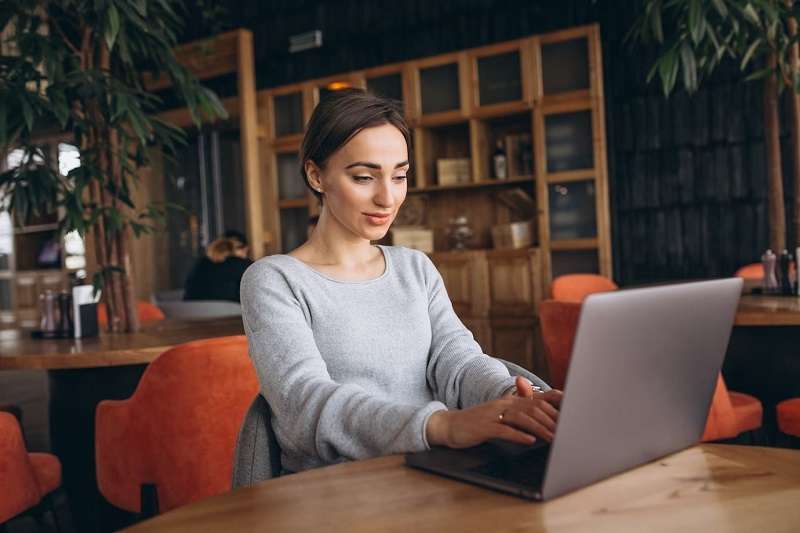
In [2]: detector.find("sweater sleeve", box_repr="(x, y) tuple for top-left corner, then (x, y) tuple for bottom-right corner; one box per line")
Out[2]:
(240, 261), (447, 467)
(421, 253), (516, 409)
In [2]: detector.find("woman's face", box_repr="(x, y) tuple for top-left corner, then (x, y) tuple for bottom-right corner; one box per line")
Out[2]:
(307, 123), (409, 242)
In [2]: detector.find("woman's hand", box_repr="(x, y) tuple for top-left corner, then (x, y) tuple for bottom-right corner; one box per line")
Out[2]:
(426, 382), (563, 449)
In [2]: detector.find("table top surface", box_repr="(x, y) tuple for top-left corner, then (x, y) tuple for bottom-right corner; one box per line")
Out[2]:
(0, 317), (244, 370)
(126, 444), (800, 533)
(734, 294), (800, 326)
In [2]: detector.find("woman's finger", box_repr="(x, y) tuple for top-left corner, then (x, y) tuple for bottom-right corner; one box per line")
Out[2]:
(502, 410), (554, 441)
(511, 397), (559, 423)
(493, 422), (538, 445)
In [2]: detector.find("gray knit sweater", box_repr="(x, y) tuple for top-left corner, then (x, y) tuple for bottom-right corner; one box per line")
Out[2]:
(240, 245), (517, 472)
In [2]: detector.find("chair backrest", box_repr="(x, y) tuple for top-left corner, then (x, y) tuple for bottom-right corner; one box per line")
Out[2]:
(734, 263), (763, 280)
(0, 412), (42, 522)
(539, 300), (582, 389)
(700, 375), (740, 442)
(230, 357), (551, 489)
(550, 274), (618, 303)
(97, 301), (166, 327)
(157, 300), (242, 320)
(109, 336), (258, 511)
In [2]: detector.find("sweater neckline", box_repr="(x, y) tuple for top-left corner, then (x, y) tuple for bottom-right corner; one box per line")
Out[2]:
(282, 245), (392, 285)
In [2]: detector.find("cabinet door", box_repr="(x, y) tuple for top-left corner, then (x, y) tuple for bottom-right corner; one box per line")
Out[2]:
(462, 317), (492, 354)
(490, 319), (536, 370)
(487, 249), (542, 317)
(430, 251), (488, 318)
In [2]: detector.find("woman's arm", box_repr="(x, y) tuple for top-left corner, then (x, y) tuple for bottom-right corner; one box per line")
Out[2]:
(240, 262), (447, 467)
(421, 253), (518, 409)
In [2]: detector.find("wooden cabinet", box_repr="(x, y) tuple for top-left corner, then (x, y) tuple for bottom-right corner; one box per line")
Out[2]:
(431, 248), (544, 372)
(256, 24), (611, 285)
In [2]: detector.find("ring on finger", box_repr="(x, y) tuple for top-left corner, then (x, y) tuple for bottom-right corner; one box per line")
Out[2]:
(498, 410), (507, 423)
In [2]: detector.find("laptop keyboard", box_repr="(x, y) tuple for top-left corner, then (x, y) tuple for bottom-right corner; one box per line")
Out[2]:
(469, 445), (549, 487)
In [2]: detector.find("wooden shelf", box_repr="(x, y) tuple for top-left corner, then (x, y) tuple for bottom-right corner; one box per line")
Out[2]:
(409, 175), (533, 194)
(14, 224), (58, 235)
(278, 198), (310, 209)
(550, 238), (598, 251)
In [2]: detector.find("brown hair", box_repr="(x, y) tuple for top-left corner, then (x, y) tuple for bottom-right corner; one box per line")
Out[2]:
(300, 88), (413, 203)
(206, 238), (245, 263)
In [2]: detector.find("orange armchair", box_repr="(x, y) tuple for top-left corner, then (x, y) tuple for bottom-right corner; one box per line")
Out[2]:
(777, 398), (800, 440)
(0, 412), (65, 529)
(95, 335), (259, 516)
(539, 300), (581, 389)
(550, 274), (618, 303)
(97, 301), (166, 328)
(734, 263), (764, 280)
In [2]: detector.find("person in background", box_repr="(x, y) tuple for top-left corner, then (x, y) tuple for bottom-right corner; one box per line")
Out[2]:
(184, 231), (253, 303)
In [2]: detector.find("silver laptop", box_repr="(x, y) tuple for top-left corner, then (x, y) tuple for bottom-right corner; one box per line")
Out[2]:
(405, 278), (743, 500)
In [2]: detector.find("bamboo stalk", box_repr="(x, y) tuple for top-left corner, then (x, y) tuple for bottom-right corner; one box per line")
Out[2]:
(765, 51), (787, 252)
(787, 1), (800, 249)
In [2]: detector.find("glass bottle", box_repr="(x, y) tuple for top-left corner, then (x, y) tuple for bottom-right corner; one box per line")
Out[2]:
(493, 139), (507, 180)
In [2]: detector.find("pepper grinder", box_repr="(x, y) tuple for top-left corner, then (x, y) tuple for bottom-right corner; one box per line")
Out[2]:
(57, 291), (73, 336)
(762, 249), (779, 294)
(779, 249), (793, 295)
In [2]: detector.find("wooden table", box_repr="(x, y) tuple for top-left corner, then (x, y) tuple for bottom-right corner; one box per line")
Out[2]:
(735, 294), (800, 326)
(0, 316), (244, 370)
(0, 317), (245, 532)
(127, 444), (800, 533)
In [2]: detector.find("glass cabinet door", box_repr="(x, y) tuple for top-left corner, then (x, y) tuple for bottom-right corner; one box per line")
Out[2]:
(420, 63), (460, 115)
(544, 111), (594, 173)
(273, 92), (304, 137)
(277, 152), (306, 201)
(367, 72), (403, 102)
(476, 51), (522, 106)
(548, 180), (597, 241)
(551, 249), (599, 277)
(541, 38), (590, 95)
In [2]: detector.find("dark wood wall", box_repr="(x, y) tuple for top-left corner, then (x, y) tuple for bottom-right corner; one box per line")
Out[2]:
(183, 0), (791, 285)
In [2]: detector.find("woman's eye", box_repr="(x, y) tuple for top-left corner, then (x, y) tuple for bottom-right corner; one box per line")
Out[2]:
(393, 175), (408, 181)
(352, 175), (373, 182)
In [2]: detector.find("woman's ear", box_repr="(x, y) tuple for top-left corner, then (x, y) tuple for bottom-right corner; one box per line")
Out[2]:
(305, 160), (324, 194)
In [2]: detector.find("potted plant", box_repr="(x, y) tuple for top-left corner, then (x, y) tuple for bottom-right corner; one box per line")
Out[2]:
(0, 0), (226, 331)
(629, 0), (800, 253)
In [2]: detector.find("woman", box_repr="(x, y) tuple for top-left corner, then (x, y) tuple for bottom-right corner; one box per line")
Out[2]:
(184, 234), (252, 302)
(241, 89), (561, 473)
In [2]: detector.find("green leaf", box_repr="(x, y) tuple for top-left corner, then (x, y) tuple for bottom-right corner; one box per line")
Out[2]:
(105, 4), (120, 52)
(650, 1), (664, 43)
(21, 96), (33, 132)
(742, 3), (761, 27)
(680, 42), (698, 93)
(658, 47), (680, 96)
(744, 66), (773, 82)
(710, 0), (728, 17)
(688, 0), (704, 44)
(740, 38), (762, 70)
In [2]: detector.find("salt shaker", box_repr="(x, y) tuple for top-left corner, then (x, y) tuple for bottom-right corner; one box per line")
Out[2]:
(762, 249), (779, 294)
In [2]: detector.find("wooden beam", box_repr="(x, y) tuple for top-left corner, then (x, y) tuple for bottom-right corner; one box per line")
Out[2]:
(236, 30), (265, 259)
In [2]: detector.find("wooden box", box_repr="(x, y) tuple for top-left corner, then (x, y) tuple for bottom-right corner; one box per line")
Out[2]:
(436, 158), (471, 186)
(491, 221), (534, 250)
(390, 226), (435, 253)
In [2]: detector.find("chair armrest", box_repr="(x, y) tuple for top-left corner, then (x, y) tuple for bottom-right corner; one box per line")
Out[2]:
(495, 358), (552, 392)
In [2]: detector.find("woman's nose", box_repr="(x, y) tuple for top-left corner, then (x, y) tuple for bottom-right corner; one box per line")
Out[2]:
(373, 179), (395, 207)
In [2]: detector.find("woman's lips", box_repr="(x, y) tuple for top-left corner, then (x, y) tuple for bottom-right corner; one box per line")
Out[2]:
(364, 212), (392, 225)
